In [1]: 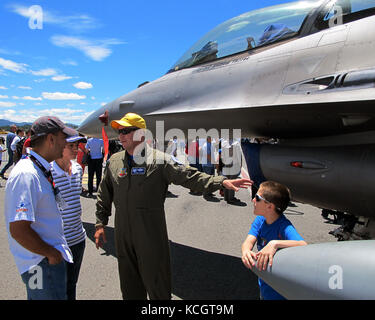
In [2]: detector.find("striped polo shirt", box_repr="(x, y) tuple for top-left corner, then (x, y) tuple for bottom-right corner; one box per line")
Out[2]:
(51, 160), (86, 247)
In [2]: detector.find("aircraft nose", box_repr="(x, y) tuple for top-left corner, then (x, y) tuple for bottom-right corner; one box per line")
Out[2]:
(78, 110), (103, 138)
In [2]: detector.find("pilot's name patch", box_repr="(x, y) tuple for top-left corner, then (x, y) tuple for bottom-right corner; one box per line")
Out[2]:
(131, 167), (146, 175)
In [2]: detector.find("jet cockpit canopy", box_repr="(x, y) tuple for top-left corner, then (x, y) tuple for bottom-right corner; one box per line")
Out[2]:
(170, 0), (324, 72)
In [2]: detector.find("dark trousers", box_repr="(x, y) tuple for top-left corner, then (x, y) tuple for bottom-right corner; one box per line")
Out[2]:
(224, 174), (239, 201)
(67, 240), (86, 300)
(0, 150), (13, 175)
(116, 219), (172, 300)
(88, 158), (103, 194)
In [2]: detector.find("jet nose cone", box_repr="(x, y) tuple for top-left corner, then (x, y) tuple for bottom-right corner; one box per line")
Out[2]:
(78, 110), (103, 138)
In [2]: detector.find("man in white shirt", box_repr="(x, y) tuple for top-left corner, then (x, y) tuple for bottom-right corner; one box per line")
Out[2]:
(85, 137), (104, 197)
(4, 116), (77, 300)
(10, 129), (25, 164)
(10, 129), (24, 152)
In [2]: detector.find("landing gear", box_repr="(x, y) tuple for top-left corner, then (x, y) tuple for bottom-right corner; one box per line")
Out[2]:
(322, 209), (375, 241)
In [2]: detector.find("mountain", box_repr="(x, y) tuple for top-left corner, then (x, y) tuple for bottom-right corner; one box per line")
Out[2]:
(0, 119), (78, 129)
(0, 119), (31, 127)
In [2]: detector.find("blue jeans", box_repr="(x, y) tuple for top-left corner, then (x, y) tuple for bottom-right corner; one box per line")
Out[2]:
(190, 162), (202, 172)
(0, 150), (13, 175)
(67, 240), (85, 300)
(202, 165), (215, 175)
(21, 258), (67, 300)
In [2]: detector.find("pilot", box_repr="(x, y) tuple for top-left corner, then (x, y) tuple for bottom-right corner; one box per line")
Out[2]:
(94, 112), (252, 300)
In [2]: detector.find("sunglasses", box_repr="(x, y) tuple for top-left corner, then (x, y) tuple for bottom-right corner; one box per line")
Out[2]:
(255, 193), (282, 212)
(118, 127), (139, 135)
(255, 193), (269, 203)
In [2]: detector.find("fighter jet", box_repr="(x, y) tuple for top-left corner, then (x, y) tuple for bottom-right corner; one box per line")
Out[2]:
(79, 0), (375, 299)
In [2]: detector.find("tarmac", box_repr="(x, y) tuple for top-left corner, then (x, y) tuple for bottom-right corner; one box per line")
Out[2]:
(0, 159), (337, 300)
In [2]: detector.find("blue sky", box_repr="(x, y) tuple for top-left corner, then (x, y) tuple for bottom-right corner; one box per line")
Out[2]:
(0, 0), (288, 125)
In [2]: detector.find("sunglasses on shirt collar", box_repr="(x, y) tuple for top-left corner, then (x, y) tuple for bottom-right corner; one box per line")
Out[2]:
(255, 193), (282, 212)
(118, 127), (139, 135)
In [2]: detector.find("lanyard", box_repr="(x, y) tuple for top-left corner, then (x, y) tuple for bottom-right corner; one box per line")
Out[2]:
(28, 154), (57, 194)
(28, 153), (68, 210)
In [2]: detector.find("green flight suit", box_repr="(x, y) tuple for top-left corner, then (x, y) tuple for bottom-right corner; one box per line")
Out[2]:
(95, 145), (226, 300)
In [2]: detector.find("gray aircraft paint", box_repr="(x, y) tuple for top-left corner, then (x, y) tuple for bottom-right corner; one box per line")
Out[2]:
(78, 0), (375, 299)
(251, 241), (375, 300)
(79, 0), (375, 219)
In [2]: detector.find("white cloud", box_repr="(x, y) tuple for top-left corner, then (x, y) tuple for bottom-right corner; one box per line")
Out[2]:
(0, 86), (8, 90)
(42, 92), (86, 100)
(0, 101), (17, 107)
(52, 75), (73, 82)
(0, 95), (9, 99)
(0, 57), (28, 73)
(12, 95), (42, 101)
(22, 96), (43, 101)
(18, 86), (32, 90)
(73, 81), (93, 89)
(51, 35), (124, 61)
(30, 68), (58, 77)
(60, 59), (78, 66)
(40, 108), (85, 115)
(1, 107), (93, 125)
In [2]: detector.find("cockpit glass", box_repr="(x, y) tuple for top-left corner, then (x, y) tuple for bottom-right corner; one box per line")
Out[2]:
(170, 0), (323, 72)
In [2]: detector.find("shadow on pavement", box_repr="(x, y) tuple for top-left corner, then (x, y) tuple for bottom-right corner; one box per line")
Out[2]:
(83, 221), (259, 300)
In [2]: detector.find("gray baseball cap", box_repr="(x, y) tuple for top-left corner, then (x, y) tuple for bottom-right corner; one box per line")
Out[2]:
(31, 116), (78, 140)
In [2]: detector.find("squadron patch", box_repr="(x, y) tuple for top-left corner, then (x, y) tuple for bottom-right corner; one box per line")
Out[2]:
(118, 168), (128, 178)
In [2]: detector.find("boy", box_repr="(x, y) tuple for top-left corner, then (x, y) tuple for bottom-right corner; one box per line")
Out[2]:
(241, 181), (307, 300)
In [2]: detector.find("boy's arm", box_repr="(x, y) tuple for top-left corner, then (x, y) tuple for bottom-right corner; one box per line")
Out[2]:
(256, 239), (307, 271)
(241, 235), (258, 270)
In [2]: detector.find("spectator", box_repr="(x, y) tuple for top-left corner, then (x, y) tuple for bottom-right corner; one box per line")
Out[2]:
(201, 136), (217, 199)
(0, 124), (17, 179)
(241, 181), (307, 300)
(4, 116), (77, 300)
(22, 129), (32, 157)
(51, 135), (87, 300)
(85, 137), (104, 197)
(222, 139), (242, 204)
(11, 129), (25, 164)
(0, 137), (6, 183)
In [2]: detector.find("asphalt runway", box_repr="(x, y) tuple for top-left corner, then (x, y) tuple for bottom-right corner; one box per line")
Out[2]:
(0, 163), (337, 300)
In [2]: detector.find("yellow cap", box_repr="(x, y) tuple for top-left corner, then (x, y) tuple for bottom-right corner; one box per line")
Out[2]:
(111, 113), (147, 130)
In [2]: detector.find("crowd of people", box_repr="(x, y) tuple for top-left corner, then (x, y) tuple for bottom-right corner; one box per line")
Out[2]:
(1, 113), (307, 300)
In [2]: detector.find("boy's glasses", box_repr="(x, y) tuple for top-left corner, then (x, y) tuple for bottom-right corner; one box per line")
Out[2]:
(118, 127), (138, 135)
(255, 193), (269, 203)
(255, 193), (282, 212)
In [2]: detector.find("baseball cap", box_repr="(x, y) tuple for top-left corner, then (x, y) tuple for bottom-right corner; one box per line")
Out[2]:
(31, 116), (78, 140)
(66, 135), (87, 143)
(110, 113), (147, 130)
